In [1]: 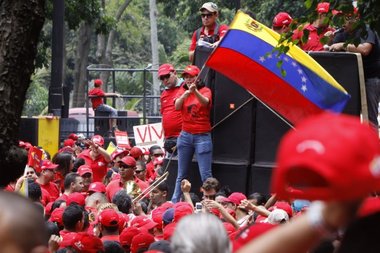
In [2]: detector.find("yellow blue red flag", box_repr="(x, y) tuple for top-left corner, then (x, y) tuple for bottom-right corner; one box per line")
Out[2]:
(206, 11), (350, 125)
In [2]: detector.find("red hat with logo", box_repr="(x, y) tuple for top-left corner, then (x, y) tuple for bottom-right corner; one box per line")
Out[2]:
(272, 12), (293, 28)
(70, 232), (104, 253)
(233, 223), (277, 252)
(129, 147), (143, 159)
(77, 165), (93, 177)
(88, 182), (106, 194)
(131, 216), (158, 232)
(158, 63), (175, 77)
(41, 160), (59, 170)
(66, 192), (86, 207)
(98, 208), (120, 227)
(317, 2), (330, 14)
(130, 232), (155, 253)
(94, 79), (103, 86)
(182, 65), (200, 77)
(118, 156), (137, 167)
(272, 113), (380, 201)
(63, 139), (75, 147)
(91, 135), (104, 146)
(120, 226), (141, 247)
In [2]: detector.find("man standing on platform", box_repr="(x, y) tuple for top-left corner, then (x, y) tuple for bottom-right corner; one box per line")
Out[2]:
(158, 63), (184, 155)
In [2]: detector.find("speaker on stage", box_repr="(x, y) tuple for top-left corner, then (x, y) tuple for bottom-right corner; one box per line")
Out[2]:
(248, 163), (274, 196)
(212, 73), (256, 163)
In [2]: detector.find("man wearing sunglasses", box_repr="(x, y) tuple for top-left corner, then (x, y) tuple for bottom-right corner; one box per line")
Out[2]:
(189, 2), (228, 62)
(158, 63), (184, 156)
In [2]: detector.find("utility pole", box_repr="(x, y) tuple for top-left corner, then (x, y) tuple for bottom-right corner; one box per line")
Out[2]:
(48, 0), (64, 116)
(149, 0), (160, 116)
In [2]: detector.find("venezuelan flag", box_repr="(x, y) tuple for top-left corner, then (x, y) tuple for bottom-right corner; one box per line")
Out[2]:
(206, 11), (350, 125)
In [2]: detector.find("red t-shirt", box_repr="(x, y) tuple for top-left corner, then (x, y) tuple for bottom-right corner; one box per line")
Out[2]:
(176, 86), (212, 134)
(292, 24), (334, 51)
(78, 149), (108, 183)
(106, 177), (149, 201)
(189, 23), (229, 51)
(160, 84), (183, 138)
(88, 88), (105, 110)
(38, 181), (60, 202)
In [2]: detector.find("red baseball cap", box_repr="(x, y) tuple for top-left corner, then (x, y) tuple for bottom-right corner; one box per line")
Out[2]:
(225, 192), (247, 205)
(71, 232), (104, 252)
(272, 12), (293, 28)
(272, 113), (380, 201)
(111, 149), (129, 161)
(271, 201), (293, 218)
(77, 165), (93, 177)
(233, 223), (277, 252)
(130, 232), (155, 253)
(120, 226), (141, 247)
(163, 222), (176, 240)
(129, 147), (143, 159)
(131, 216), (158, 232)
(158, 63), (175, 77)
(151, 206), (165, 229)
(98, 208), (120, 227)
(63, 139), (75, 147)
(41, 160), (59, 170)
(68, 133), (78, 141)
(91, 135), (104, 146)
(182, 65), (200, 77)
(88, 182), (106, 194)
(94, 79), (103, 86)
(317, 2), (330, 14)
(66, 192), (86, 206)
(49, 207), (65, 227)
(173, 202), (194, 222)
(118, 156), (137, 167)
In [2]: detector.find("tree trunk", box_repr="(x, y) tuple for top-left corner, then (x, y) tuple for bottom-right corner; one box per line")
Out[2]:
(73, 22), (92, 107)
(150, 0), (160, 115)
(0, 0), (45, 186)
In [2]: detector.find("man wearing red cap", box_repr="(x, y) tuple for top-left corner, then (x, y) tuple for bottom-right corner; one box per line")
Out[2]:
(88, 78), (120, 135)
(189, 2), (228, 62)
(158, 63), (184, 155)
(77, 164), (93, 192)
(330, 8), (380, 130)
(171, 65), (213, 203)
(78, 135), (111, 183)
(106, 156), (148, 200)
(293, 2), (334, 51)
(272, 12), (293, 34)
(98, 208), (121, 243)
(36, 160), (60, 202)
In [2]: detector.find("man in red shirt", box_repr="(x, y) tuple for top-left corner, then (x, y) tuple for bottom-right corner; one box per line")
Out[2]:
(78, 135), (111, 183)
(292, 2), (334, 51)
(189, 2), (228, 62)
(158, 63), (184, 155)
(106, 156), (149, 201)
(88, 78), (120, 134)
(36, 160), (60, 202)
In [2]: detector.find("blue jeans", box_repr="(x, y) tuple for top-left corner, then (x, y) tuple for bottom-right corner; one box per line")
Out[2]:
(171, 131), (213, 203)
(96, 104), (118, 117)
(366, 77), (380, 128)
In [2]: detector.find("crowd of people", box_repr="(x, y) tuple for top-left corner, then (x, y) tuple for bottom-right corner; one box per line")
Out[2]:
(2, 1), (380, 253)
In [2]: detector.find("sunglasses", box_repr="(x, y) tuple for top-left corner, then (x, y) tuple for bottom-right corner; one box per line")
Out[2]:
(159, 73), (171, 81)
(135, 170), (145, 174)
(201, 13), (214, 18)
(153, 153), (164, 157)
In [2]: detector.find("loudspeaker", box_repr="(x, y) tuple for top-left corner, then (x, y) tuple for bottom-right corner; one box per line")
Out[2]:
(254, 102), (291, 163)
(248, 163), (274, 196)
(165, 159), (250, 200)
(94, 110), (109, 136)
(212, 73), (256, 163)
(310, 52), (361, 116)
(18, 118), (38, 146)
(193, 46), (215, 89)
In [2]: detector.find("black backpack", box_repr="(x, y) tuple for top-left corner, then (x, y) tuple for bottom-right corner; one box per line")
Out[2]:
(196, 23), (220, 44)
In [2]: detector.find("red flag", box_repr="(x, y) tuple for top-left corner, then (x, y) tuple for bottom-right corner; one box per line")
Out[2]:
(27, 146), (43, 173)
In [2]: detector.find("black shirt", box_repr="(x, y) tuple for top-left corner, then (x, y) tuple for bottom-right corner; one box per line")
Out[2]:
(333, 25), (380, 79)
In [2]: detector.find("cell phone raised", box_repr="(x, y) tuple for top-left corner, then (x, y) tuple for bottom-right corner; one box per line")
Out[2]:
(195, 202), (202, 213)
